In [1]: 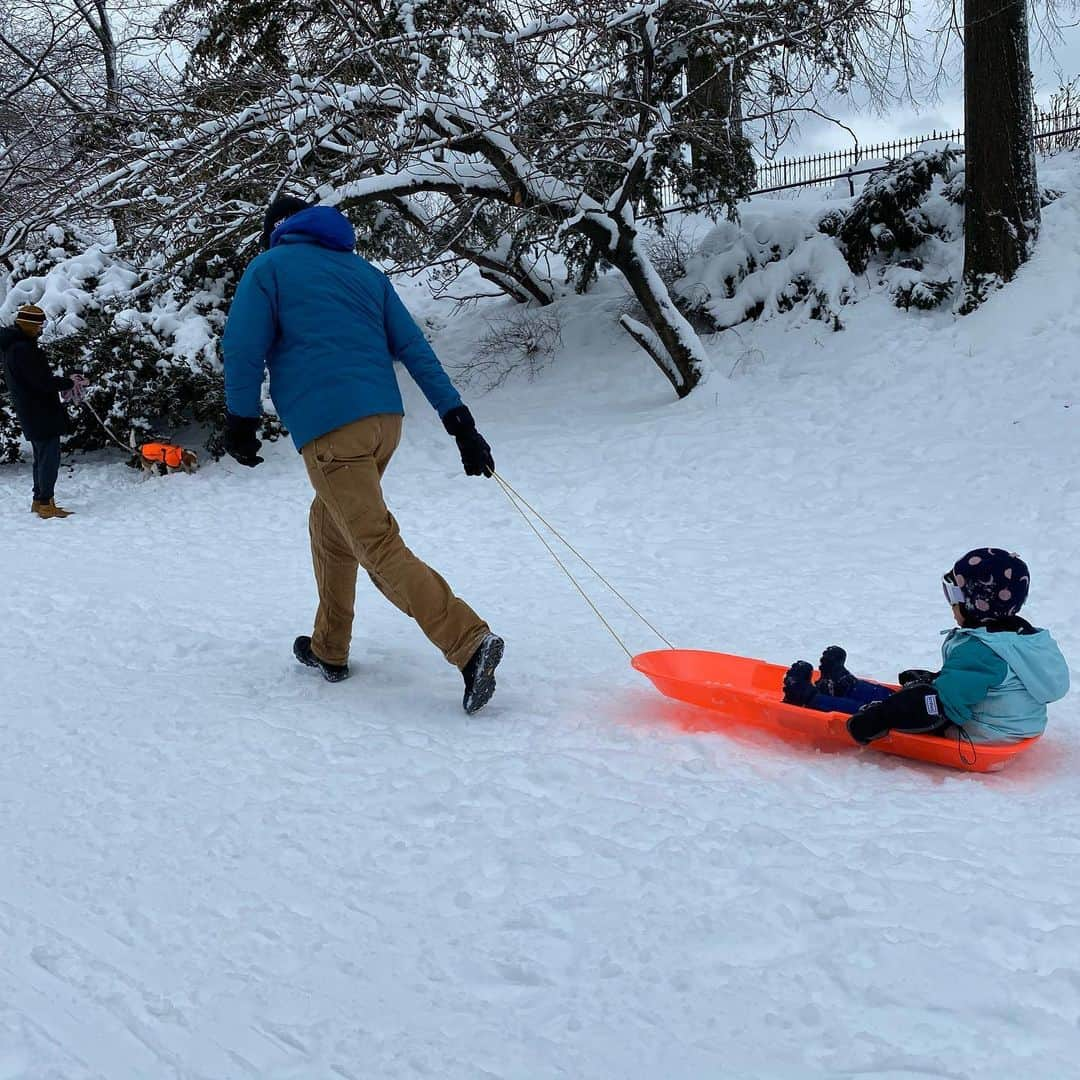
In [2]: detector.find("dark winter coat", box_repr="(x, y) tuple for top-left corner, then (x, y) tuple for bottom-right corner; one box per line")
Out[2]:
(0, 326), (72, 441)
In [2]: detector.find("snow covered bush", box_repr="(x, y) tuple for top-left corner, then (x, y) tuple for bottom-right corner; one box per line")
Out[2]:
(0, 242), (285, 458)
(645, 224), (700, 292)
(0, 397), (21, 463)
(656, 148), (1072, 338)
(827, 149), (962, 312)
(886, 259), (955, 311)
(47, 317), (224, 453)
(462, 309), (563, 392)
(671, 209), (854, 333)
(835, 148), (959, 275)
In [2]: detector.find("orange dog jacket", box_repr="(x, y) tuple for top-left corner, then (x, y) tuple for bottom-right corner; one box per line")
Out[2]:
(141, 442), (186, 469)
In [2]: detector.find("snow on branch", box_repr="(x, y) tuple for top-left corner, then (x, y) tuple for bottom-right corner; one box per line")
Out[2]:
(2, 0), (918, 400)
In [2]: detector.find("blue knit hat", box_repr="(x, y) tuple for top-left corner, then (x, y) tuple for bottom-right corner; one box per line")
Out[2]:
(948, 548), (1030, 621)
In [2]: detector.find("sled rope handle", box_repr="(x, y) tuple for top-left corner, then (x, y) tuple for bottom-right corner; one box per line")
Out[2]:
(492, 471), (675, 657)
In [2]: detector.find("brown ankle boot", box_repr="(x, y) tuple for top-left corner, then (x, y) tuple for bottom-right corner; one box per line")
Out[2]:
(30, 500), (44, 514)
(33, 499), (72, 519)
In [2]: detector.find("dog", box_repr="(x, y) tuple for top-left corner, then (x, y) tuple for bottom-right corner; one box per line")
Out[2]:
(136, 441), (199, 476)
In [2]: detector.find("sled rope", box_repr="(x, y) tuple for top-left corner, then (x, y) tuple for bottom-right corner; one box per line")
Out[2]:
(492, 471), (674, 657)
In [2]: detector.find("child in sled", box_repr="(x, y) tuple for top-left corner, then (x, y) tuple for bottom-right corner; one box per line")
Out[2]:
(782, 548), (1070, 746)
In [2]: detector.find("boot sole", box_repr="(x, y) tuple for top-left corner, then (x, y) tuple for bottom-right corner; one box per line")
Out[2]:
(463, 636), (504, 715)
(293, 636), (349, 683)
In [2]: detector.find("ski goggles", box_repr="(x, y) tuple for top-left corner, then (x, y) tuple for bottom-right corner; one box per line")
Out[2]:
(942, 575), (966, 606)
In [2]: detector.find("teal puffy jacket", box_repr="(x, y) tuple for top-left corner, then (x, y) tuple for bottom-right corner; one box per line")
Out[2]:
(934, 624), (1070, 743)
(222, 207), (462, 450)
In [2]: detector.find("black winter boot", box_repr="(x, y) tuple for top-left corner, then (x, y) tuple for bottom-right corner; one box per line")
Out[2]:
(293, 635), (350, 683)
(462, 634), (504, 714)
(846, 684), (948, 745)
(816, 646), (857, 697)
(782, 661), (819, 707)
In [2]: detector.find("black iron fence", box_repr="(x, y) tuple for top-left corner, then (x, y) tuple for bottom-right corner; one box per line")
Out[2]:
(754, 126), (963, 194)
(660, 107), (1080, 206)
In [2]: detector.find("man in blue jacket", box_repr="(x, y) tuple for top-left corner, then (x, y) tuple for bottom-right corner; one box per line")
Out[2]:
(221, 196), (503, 714)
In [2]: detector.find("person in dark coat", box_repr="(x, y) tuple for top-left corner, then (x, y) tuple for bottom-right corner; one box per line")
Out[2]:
(0, 304), (77, 518)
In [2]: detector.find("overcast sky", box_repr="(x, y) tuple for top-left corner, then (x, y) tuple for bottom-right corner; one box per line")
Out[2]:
(781, 3), (1080, 157)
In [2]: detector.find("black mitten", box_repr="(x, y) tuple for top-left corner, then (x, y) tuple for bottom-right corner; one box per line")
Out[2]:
(442, 405), (494, 477)
(898, 669), (940, 687)
(224, 412), (264, 467)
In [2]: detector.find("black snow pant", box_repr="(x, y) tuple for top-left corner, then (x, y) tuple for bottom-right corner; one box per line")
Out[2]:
(31, 436), (61, 502)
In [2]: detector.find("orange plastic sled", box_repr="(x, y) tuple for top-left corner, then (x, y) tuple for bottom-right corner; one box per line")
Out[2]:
(632, 650), (1040, 773)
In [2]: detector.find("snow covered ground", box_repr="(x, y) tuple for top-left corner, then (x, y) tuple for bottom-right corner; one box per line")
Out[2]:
(2, 160), (1080, 1079)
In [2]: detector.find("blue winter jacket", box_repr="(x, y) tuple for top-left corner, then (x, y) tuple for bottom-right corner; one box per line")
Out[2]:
(934, 625), (1070, 743)
(221, 206), (463, 450)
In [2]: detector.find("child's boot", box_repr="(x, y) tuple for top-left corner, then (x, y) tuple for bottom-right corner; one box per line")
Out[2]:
(816, 645), (856, 697)
(782, 661), (819, 707)
(846, 684), (947, 745)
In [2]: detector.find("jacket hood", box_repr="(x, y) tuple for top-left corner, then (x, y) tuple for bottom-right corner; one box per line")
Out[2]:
(270, 206), (355, 252)
(0, 325), (27, 344)
(963, 626), (1071, 705)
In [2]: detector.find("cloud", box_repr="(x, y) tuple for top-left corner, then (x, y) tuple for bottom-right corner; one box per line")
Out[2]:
(774, 4), (1080, 156)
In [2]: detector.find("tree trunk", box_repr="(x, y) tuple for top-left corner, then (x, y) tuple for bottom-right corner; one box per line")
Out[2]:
(961, 0), (1040, 310)
(686, 55), (742, 174)
(91, 0), (122, 110)
(608, 222), (707, 397)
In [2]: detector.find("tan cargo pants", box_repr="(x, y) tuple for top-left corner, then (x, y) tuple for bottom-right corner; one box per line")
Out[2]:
(301, 414), (489, 670)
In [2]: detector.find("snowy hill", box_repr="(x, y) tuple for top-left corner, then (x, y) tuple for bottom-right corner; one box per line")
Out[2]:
(2, 157), (1079, 1078)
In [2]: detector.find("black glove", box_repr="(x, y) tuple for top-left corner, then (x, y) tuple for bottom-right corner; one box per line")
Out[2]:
(224, 412), (264, 467)
(898, 669), (939, 687)
(442, 405), (494, 477)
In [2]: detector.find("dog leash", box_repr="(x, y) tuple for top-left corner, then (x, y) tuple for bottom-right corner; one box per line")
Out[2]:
(491, 470), (675, 658)
(79, 397), (131, 454)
